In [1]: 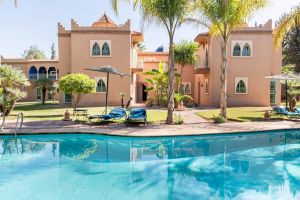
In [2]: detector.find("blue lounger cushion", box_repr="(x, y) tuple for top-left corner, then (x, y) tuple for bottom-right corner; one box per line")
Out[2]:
(89, 108), (126, 120)
(272, 106), (300, 116)
(127, 108), (147, 122)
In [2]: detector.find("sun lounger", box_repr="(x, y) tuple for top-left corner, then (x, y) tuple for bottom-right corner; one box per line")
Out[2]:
(272, 106), (300, 117)
(126, 108), (147, 126)
(88, 108), (127, 122)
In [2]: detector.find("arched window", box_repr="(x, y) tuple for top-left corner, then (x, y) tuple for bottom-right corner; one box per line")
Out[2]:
(185, 84), (191, 94)
(48, 67), (57, 80)
(233, 43), (241, 56)
(38, 66), (47, 79)
(29, 66), (38, 80)
(242, 43), (251, 56)
(102, 42), (110, 56)
(179, 84), (185, 94)
(96, 79), (106, 92)
(92, 42), (101, 56)
(236, 80), (246, 93)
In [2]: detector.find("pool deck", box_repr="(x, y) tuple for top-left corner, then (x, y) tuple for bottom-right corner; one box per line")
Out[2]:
(1, 118), (300, 137)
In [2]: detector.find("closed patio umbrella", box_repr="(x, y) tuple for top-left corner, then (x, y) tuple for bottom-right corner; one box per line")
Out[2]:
(265, 74), (300, 109)
(85, 65), (129, 114)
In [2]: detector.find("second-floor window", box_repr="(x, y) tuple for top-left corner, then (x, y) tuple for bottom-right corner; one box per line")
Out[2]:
(233, 43), (241, 56)
(90, 40), (111, 57)
(232, 40), (253, 57)
(102, 42), (110, 56)
(242, 43), (251, 56)
(92, 42), (101, 56)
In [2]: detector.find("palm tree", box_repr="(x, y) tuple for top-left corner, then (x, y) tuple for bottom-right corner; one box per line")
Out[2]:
(34, 78), (56, 105)
(174, 40), (198, 84)
(0, 65), (30, 130)
(112, 0), (194, 124)
(273, 4), (300, 48)
(192, 0), (268, 118)
(0, 65), (30, 115)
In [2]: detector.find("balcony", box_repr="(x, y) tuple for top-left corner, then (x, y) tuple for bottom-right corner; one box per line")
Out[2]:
(131, 61), (144, 73)
(194, 59), (210, 74)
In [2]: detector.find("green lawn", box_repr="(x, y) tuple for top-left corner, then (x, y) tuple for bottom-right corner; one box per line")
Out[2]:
(8, 102), (167, 123)
(196, 107), (286, 122)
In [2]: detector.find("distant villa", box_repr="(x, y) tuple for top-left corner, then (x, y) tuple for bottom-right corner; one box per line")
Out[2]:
(0, 13), (281, 107)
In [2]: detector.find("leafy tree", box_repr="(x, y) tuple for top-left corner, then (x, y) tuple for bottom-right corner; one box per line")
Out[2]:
(273, 4), (300, 48)
(192, 0), (267, 118)
(282, 27), (300, 72)
(174, 40), (198, 84)
(112, 0), (194, 124)
(50, 42), (57, 60)
(34, 78), (57, 105)
(23, 45), (47, 60)
(59, 74), (96, 113)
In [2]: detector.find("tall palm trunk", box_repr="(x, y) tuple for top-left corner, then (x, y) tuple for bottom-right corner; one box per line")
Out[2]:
(42, 87), (47, 105)
(220, 40), (228, 118)
(167, 35), (175, 124)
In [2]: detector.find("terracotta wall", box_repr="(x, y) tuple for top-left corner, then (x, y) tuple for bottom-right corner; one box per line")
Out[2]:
(58, 21), (133, 107)
(209, 31), (282, 107)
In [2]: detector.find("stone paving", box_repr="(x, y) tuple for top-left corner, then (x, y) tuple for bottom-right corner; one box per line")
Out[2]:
(1, 112), (300, 137)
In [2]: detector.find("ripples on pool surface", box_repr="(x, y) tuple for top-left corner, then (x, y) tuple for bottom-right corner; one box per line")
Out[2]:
(0, 130), (300, 200)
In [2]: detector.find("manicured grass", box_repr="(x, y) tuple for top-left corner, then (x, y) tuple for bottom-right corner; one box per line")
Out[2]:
(196, 107), (286, 122)
(7, 102), (167, 123)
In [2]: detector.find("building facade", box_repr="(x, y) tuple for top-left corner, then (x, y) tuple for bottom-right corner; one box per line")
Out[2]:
(0, 14), (281, 107)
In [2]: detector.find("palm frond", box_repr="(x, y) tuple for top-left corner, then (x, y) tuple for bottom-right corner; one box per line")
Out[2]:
(273, 4), (300, 48)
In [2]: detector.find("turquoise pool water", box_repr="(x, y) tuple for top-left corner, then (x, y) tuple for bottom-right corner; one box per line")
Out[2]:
(1, 131), (300, 200)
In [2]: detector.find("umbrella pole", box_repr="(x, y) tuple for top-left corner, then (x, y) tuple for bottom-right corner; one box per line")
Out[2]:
(105, 72), (109, 115)
(285, 79), (288, 109)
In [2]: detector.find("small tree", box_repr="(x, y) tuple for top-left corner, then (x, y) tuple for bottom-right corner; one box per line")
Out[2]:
(174, 40), (198, 84)
(50, 43), (57, 60)
(34, 78), (57, 105)
(23, 45), (47, 60)
(59, 74), (96, 113)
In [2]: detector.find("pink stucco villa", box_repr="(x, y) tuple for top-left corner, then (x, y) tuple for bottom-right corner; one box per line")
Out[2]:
(0, 14), (281, 107)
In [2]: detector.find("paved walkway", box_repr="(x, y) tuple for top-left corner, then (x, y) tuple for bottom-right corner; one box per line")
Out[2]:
(175, 109), (207, 124)
(1, 117), (300, 137)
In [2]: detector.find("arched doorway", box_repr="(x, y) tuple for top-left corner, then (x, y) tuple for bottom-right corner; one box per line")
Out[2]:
(137, 83), (148, 103)
(142, 84), (147, 101)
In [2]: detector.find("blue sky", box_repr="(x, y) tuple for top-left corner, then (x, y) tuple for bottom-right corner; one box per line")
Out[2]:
(0, 0), (298, 58)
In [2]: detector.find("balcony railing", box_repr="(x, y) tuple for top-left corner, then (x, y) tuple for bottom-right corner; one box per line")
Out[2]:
(195, 58), (209, 69)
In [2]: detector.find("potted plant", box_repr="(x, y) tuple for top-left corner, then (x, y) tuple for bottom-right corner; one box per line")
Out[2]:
(174, 92), (193, 111)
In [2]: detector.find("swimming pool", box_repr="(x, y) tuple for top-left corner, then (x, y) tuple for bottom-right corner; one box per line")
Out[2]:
(0, 130), (300, 200)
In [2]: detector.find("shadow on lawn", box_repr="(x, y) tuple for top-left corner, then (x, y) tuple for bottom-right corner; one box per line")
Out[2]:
(238, 116), (285, 122)
(13, 102), (71, 111)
